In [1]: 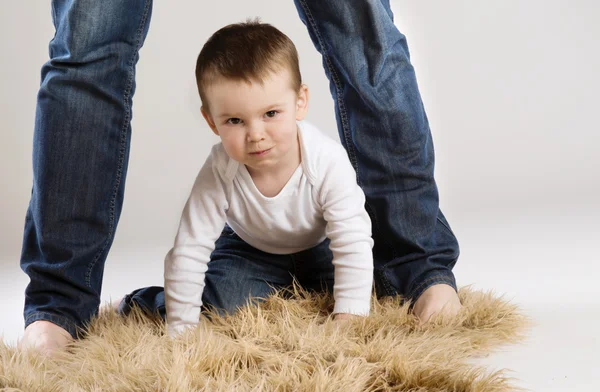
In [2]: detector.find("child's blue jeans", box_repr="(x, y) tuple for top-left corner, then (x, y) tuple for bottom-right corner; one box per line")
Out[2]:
(118, 225), (334, 319)
(20, 0), (459, 339)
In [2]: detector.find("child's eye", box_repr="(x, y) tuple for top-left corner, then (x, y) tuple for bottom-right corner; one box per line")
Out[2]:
(226, 118), (242, 125)
(265, 111), (278, 118)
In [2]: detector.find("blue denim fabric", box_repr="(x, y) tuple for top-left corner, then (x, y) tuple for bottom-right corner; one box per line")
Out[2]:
(20, 0), (154, 339)
(21, 0), (458, 340)
(118, 226), (334, 319)
(293, 0), (459, 300)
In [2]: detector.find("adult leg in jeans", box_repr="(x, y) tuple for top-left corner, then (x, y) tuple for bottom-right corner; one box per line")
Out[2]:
(19, 0), (153, 353)
(293, 0), (461, 318)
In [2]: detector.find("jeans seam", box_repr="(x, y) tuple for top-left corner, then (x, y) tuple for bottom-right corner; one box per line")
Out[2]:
(377, 267), (398, 297)
(49, 2), (58, 58)
(436, 215), (453, 236)
(297, 0), (359, 176)
(296, 0), (394, 256)
(50, 2), (57, 29)
(84, 0), (152, 287)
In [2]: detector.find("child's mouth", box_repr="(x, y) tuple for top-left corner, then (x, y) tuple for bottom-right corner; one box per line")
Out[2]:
(249, 148), (272, 156)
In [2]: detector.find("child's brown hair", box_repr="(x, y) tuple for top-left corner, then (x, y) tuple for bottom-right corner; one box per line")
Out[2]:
(195, 19), (302, 110)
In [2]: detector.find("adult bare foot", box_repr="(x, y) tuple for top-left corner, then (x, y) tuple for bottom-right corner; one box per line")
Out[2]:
(412, 283), (462, 325)
(18, 320), (73, 356)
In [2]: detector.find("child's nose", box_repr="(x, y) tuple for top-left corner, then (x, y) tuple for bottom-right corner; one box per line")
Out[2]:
(246, 123), (265, 142)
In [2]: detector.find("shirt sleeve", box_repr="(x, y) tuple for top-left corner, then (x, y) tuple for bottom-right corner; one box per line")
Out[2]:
(164, 150), (228, 337)
(319, 146), (374, 316)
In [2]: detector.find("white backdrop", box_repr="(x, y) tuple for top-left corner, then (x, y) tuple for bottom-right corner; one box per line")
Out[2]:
(1, 1), (598, 253)
(1, 2), (599, 389)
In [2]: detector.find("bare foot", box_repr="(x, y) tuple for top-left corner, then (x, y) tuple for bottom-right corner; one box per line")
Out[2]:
(18, 320), (73, 356)
(412, 283), (462, 325)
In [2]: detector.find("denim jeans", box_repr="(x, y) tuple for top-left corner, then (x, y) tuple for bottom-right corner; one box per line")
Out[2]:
(21, 0), (458, 339)
(118, 226), (334, 319)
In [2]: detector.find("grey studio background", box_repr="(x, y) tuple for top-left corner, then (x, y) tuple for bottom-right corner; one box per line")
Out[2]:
(1, 1), (598, 391)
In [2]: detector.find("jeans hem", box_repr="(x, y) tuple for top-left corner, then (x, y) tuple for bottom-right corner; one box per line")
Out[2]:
(24, 312), (80, 340)
(407, 270), (457, 306)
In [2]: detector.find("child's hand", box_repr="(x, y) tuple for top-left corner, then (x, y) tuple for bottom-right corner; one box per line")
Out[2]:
(332, 313), (360, 322)
(167, 322), (195, 338)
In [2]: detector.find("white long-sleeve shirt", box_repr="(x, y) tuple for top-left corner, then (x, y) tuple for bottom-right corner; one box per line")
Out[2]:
(164, 121), (373, 336)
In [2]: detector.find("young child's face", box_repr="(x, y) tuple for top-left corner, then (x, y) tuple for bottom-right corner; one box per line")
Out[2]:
(201, 68), (308, 174)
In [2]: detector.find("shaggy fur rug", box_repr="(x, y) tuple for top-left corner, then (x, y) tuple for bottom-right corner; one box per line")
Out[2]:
(1, 287), (529, 391)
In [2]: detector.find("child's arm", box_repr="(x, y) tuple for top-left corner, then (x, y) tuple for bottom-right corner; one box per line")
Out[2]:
(164, 151), (228, 337)
(319, 146), (374, 317)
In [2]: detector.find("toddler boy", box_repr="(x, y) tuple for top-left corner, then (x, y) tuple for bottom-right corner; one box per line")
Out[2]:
(119, 20), (374, 336)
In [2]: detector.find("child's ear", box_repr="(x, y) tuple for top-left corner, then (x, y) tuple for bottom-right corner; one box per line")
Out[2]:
(295, 84), (309, 121)
(201, 106), (219, 136)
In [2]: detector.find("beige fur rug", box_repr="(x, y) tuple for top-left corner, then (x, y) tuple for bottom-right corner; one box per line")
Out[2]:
(1, 287), (529, 391)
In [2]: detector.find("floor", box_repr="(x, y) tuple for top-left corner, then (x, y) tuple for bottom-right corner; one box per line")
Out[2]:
(1, 207), (598, 391)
